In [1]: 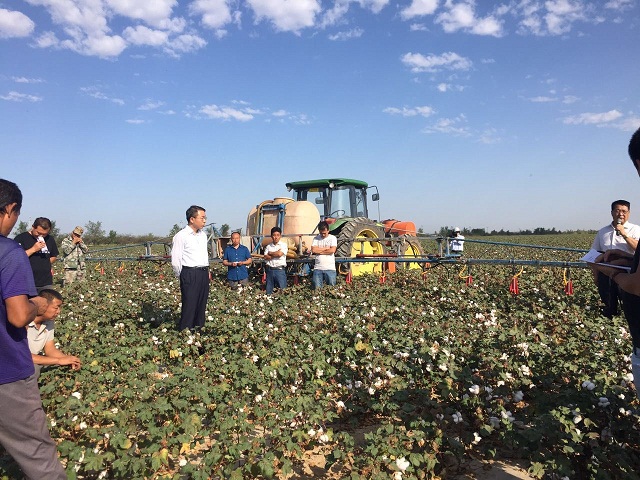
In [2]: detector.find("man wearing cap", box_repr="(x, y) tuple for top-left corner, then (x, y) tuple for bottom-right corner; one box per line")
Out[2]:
(449, 227), (464, 254)
(61, 226), (88, 286)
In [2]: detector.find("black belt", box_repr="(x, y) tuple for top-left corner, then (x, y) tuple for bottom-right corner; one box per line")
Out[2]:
(267, 266), (284, 270)
(183, 266), (208, 271)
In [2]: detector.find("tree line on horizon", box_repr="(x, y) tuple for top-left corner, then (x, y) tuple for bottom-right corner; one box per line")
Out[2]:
(10, 219), (595, 247)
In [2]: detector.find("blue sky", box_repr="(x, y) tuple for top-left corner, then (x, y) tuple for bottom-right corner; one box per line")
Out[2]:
(2, 0), (640, 237)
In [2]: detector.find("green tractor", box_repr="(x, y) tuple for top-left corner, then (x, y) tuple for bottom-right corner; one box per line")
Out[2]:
(246, 178), (423, 276)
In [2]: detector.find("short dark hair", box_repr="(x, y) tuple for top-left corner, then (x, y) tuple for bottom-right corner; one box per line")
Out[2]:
(186, 205), (205, 223)
(39, 289), (63, 303)
(317, 221), (330, 231)
(270, 226), (281, 235)
(231, 231), (241, 237)
(32, 217), (52, 230)
(629, 127), (640, 164)
(611, 200), (630, 211)
(0, 179), (22, 215)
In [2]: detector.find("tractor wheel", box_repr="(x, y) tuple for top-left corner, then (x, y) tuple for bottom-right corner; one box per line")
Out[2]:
(398, 236), (424, 270)
(335, 218), (386, 276)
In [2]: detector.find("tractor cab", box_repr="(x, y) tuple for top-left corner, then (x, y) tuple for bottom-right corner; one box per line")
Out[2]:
(285, 179), (378, 222)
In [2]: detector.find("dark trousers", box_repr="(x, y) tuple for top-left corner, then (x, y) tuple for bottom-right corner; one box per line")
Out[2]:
(597, 272), (620, 317)
(179, 267), (210, 331)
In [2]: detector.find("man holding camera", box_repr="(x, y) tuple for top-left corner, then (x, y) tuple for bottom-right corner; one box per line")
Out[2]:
(14, 217), (59, 292)
(61, 226), (89, 285)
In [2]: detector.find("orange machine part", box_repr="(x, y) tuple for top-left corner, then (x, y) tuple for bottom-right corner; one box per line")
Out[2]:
(383, 219), (417, 237)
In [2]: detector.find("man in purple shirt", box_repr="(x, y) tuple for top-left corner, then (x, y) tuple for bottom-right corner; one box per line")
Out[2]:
(0, 179), (66, 479)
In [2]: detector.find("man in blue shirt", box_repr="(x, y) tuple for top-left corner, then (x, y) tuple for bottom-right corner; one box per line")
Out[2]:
(0, 179), (67, 479)
(222, 231), (252, 289)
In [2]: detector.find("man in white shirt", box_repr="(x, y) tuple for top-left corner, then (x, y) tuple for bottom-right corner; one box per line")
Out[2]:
(591, 200), (640, 318)
(311, 221), (337, 289)
(263, 227), (287, 294)
(27, 289), (81, 378)
(171, 205), (210, 330)
(450, 227), (464, 254)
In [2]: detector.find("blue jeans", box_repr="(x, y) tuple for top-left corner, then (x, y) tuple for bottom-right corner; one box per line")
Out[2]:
(312, 269), (336, 289)
(266, 268), (287, 294)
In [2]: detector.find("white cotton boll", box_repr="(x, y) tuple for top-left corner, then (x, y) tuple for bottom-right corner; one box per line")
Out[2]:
(395, 457), (410, 472)
(469, 385), (480, 395)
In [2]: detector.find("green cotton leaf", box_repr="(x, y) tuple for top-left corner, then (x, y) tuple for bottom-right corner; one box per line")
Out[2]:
(409, 452), (423, 466)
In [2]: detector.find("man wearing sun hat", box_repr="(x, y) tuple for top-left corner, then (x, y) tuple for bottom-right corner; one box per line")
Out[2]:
(449, 227), (465, 254)
(61, 226), (89, 286)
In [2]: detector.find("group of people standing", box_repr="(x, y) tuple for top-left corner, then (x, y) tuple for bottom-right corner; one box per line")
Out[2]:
(13, 218), (88, 292)
(171, 206), (340, 331)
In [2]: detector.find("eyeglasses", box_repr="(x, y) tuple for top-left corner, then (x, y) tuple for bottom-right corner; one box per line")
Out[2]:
(613, 209), (629, 214)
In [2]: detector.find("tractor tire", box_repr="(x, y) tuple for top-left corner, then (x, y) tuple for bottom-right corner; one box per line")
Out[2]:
(398, 235), (424, 270)
(335, 218), (386, 276)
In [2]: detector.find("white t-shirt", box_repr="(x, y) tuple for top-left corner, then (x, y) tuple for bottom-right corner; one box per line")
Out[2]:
(264, 241), (288, 268)
(27, 320), (54, 355)
(450, 235), (464, 252)
(592, 221), (640, 255)
(312, 234), (337, 271)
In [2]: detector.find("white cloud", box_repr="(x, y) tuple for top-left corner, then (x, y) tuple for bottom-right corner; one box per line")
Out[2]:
(409, 23), (428, 31)
(401, 0), (439, 21)
(22, 0), (194, 58)
(272, 109), (288, 117)
(437, 82), (464, 92)
(356, 0), (389, 15)
(328, 27), (364, 40)
(126, 118), (146, 124)
(516, 0), (594, 36)
(123, 25), (168, 46)
(81, 86), (125, 105)
(423, 114), (469, 135)
(478, 127), (501, 144)
(401, 51), (472, 73)
(247, 0), (321, 33)
(35, 31), (58, 48)
(106, 0), (177, 28)
(383, 106), (435, 117)
(82, 34), (127, 57)
(13, 77), (45, 84)
(200, 104), (254, 121)
(563, 109), (623, 125)
(0, 91), (42, 102)
(164, 34), (207, 57)
(0, 8), (35, 38)
(190, 0), (233, 30)
(138, 100), (165, 110)
(529, 96), (557, 102)
(604, 0), (634, 10)
(612, 116), (640, 132)
(435, 0), (503, 36)
(562, 95), (579, 104)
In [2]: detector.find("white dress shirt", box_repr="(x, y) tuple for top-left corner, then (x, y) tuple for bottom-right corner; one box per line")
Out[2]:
(591, 221), (640, 255)
(171, 226), (209, 277)
(264, 241), (288, 268)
